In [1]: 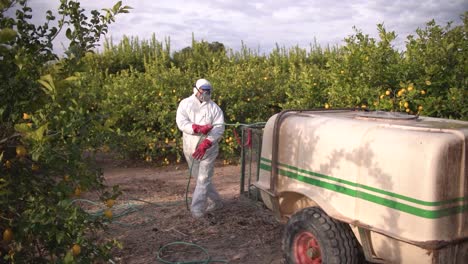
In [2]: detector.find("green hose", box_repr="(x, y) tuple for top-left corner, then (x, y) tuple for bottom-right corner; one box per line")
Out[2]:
(156, 241), (228, 264)
(71, 198), (183, 226)
(77, 122), (265, 263)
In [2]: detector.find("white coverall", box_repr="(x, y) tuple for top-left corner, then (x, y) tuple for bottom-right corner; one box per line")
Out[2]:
(176, 93), (225, 217)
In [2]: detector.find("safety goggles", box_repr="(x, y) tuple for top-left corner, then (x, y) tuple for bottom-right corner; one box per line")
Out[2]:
(201, 89), (211, 95)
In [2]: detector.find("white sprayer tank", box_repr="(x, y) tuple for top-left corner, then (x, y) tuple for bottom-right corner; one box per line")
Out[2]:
(256, 110), (467, 263)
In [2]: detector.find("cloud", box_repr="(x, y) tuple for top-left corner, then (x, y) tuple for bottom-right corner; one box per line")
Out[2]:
(7, 0), (467, 55)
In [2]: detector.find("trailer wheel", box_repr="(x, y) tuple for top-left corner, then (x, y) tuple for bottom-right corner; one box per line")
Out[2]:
(283, 207), (363, 264)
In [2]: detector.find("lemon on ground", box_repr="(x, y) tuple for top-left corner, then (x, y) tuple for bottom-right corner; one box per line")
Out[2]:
(104, 209), (113, 219)
(105, 199), (115, 208)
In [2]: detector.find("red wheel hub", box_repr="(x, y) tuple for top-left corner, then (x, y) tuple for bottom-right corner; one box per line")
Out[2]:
(293, 231), (322, 264)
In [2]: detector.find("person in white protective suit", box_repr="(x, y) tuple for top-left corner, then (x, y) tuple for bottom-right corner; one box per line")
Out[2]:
(176, 78), (225, 218)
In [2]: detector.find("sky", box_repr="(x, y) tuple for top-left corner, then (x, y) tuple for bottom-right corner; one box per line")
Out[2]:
(11, 0), (468, 55)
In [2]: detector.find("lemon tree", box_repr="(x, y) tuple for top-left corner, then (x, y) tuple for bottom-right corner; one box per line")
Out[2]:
(0, 0), (129, 262)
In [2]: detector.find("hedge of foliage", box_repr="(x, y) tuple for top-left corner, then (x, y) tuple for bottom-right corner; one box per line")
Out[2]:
(83, 14), (467, 164)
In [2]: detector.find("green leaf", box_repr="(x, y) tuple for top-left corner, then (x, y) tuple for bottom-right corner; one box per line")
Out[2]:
(38, 74), (56, 98)
(66, 28), (72, 40)
(446, 43), (454, 50)
(14, 123), (32, 133)
(65, 76), (79, 81)
(32, 150), (40, 161)
(0, 28), (17, 43)
(32, 123), (48, 141)
(0, 0), (10, 10)
(56, 231), (65, 244)
(64, 251), (74, 264)
(112, 1), (122, 13)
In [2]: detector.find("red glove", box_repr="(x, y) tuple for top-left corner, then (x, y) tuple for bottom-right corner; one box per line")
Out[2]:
(192, 124), (213, 135)
(192, 139), (212, 160)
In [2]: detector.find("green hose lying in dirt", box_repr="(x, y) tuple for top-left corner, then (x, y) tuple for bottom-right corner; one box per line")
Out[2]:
(156, 241), (228, 264)
(76, 122), (265, 263)
(71, 198), (183, 226)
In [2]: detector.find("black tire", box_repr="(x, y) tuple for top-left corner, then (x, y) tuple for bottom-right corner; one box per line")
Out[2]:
(283, 207), (364, 264)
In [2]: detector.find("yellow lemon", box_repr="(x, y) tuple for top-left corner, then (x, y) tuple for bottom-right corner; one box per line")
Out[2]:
(5, 160), (11, 169)
(104, 209), (113, 219)
(74, 187), (81, 197)
(325, 103), (330, 109)
(72, 244), (81, 256)
(3, 228), (13, 242)
(105, 199), (115, 208)
(16, 145), (27, 157)
(425, 80), (431, 86)
(404, 102), (409, 108)
(405, 108), (410, 113)
(421, 90), (426, 95)
(22, 113), (30, 120)
(102, 145), (110, 153)
(418, 106), (423, 111)
(385, 90), (391, 96)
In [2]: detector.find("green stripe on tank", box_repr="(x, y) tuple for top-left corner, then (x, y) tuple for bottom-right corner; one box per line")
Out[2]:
(259, 162), (468, 219)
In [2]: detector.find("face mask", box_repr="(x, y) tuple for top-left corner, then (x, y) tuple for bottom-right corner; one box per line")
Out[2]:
(200, 92), (211, 102)
(195, 87), (211, 102)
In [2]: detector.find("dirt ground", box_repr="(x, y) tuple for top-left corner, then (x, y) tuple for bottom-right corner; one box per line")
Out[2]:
(94, 157), (285, 264)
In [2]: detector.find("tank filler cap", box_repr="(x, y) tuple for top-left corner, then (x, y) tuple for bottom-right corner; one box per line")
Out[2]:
(356, 111), (419, 120)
